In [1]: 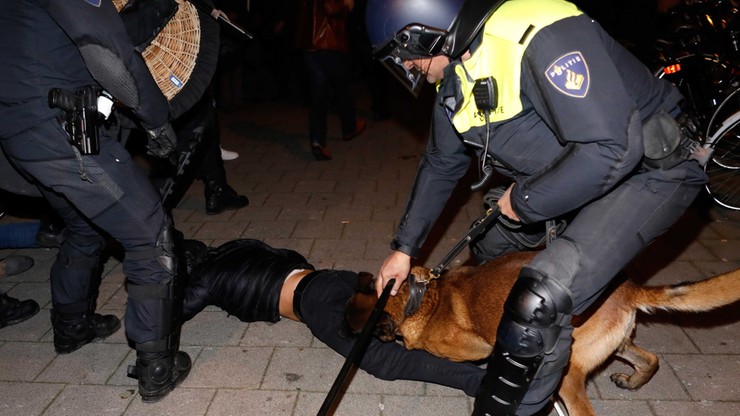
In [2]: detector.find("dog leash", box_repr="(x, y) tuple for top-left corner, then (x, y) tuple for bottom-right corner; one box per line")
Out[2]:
(317, 278), (396, 416)
(403, 206), (502, 317)
(430, 205), (501, 278)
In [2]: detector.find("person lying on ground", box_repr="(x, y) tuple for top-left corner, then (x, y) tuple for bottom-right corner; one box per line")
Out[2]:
(181, 238), (485, 396)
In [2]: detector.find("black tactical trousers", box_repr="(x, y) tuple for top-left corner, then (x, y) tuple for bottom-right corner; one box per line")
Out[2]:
(0, 118), (173, 344)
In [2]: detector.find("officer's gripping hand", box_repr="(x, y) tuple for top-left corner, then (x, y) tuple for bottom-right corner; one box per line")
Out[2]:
(498, 183), (521, 223)
(145, 122), (178, 159)
(376, 251), (411, 298)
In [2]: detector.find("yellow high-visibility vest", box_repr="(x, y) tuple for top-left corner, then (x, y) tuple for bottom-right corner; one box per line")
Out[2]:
(448, 0), (581, 134)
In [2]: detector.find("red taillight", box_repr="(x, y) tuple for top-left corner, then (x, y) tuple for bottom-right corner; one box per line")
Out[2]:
(664, 64), (682, 74)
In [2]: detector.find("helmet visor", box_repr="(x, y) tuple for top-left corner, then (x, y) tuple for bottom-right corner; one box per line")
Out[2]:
(373, 24), (448, 97)
(379, 55), (425, 97)
(373, 24), (448, 61)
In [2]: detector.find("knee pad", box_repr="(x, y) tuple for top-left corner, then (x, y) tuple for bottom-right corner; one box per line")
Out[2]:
(126, 214), (179, 276)
(496, 267), (573, 357)
(125, 215), (185, 347)
(156, 215), (179, 275)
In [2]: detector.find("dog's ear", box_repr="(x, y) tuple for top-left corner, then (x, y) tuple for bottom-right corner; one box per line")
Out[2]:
(356, 271), (376, 294)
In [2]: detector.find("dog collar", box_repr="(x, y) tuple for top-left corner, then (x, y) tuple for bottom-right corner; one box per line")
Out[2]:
(403, 274), (428, 317)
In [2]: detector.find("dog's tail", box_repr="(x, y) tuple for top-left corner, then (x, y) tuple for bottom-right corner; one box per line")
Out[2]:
(632, 267), (740, 314)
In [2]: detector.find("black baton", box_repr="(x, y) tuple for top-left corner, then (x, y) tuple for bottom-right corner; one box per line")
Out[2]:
(317, 278), (397, 416)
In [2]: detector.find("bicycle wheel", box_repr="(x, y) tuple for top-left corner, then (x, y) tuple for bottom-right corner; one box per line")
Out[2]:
(655, 53), (732, 115)
(704, 111), (740, 210)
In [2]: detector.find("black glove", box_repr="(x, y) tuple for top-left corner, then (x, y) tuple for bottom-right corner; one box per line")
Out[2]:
(483, 185), (521, 229)
(145, 122), (178, 158)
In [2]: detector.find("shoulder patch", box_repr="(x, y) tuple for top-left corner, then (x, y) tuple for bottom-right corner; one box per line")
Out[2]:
(545, 51), (589, 98)
(84, 0), (102, 7)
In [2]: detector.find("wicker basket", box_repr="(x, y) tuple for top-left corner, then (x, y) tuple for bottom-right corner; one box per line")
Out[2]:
(113, 0), (201, 101)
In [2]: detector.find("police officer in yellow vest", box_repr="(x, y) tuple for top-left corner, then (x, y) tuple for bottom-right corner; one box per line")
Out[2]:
(366, 0), (707, 414)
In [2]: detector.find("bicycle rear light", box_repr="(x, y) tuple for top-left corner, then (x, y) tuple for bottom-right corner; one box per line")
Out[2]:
(664, 63), (682, 74)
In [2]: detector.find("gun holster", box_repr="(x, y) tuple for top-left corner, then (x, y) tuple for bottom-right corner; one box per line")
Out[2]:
(48, 86), (101, 155)
(642, 110), (704, 169)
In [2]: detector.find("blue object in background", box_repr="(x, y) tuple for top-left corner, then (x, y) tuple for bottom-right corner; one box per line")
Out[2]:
(0, 222), (40, 249)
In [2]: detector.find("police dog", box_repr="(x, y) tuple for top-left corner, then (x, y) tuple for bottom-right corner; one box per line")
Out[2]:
(345, 251), (740, 416)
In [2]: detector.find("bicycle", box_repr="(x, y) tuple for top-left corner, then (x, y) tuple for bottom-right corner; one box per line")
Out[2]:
(652, 0), (740, 209)
(702, 91), (740, 210)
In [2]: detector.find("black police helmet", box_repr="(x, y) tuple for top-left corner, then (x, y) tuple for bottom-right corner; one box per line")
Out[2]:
(365, 0), (505, 95)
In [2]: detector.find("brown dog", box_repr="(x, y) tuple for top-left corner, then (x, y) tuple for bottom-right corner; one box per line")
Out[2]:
(345, 251), (740, 416)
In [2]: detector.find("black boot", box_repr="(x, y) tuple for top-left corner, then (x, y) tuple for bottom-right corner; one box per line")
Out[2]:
(129, 349), (192, 403)
(204, 180), (248, 215)
(35, 218), (66, 248)
(0, 292), (40, 328)
(51, 309), (121, 354)
(0, 255), (35, 277)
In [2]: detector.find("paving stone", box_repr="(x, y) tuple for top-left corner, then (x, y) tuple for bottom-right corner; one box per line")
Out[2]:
(664, 354), (740, 401)
(263, 193), (311, 207)
(37, 343), (130, 384)
(193, 221), (248, 241)
(123, 387), (215, 416)
(294, 391), (382, 416)
(42, 384), (134, 416)
(292, 220), (344, 240)
(228, 205), (281, 222)
(0, 342), (56, 381)
(323, 206), (373, 223)
(309, 239), (365, 261)
(381, 394), (472, 416)
(589, 399), (655, 416)
(0, 306), (51, 342)
(183, 346), (273, 389)
(0, 381), (63, 416)
(632, 321), (700, 355)
(245, 221), (298, 240)
(306, 192), (353, 208)
(276, 206), (326, 222)
(261, 347), (344, 392)
(182, 311), (247, 347)
(241, 320), (313, 348)
(651, 400), (740, 416)
(206, 390), (297, 416)
(342, 221), (395, 240)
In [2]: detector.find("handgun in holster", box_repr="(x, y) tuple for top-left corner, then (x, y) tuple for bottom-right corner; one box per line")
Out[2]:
(48, 85), (101, 155)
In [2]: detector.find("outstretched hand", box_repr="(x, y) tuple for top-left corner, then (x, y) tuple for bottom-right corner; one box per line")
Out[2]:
(376, 251), (411, 297)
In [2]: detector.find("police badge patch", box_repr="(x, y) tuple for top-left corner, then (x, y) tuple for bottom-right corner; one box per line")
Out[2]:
(545, 51), (589, 98)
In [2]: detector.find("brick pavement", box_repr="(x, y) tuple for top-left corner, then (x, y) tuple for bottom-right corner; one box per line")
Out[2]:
(1, 97), (738, 416)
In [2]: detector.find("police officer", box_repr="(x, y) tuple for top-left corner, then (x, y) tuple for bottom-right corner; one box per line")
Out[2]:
(366, 0), (707, 414)
(0, 0), (190, 403)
